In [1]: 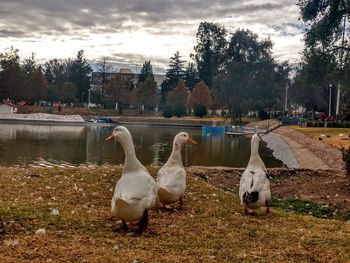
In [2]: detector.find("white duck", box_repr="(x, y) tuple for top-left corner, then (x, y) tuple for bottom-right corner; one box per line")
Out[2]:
(156, 132), (197, 208)
(239, 133), (271, 214)
(105, 126), (157, 233)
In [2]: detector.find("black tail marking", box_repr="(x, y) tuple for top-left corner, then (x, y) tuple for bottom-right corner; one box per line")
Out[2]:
(243, 191), (259, 203)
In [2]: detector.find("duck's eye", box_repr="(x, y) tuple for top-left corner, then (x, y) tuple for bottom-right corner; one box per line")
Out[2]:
(183, 134), (187, 137)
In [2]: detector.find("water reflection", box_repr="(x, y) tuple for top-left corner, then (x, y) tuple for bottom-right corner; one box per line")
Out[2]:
(0, 124), (283, 167)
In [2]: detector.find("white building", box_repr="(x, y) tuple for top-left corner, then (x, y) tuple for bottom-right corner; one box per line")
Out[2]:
(0, 100), (17, 114)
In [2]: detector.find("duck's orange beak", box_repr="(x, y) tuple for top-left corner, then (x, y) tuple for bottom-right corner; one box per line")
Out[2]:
(105, 135), (114, 142)
(187, 137), (197, 145)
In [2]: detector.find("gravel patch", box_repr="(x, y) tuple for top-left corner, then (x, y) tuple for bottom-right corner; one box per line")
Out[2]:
(0, 113), (85, 122)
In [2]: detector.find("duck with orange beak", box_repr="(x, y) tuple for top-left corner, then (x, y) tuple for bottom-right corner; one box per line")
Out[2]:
(156, 132), (197, 209)
(105, 126), (157, 233)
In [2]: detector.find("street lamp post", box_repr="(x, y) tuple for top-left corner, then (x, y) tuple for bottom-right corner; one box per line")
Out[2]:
(336, 15), (347, 120)
(329, 84), (332, 117)
(284, 82), (289, 116)
(88, 89), (91, 109)
(336, 84), (341, 120)
(82, 92), (85, 108)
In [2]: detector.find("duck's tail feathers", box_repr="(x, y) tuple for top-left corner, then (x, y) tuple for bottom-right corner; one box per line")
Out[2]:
(111, 197), (131, 215)
(243, 191), (259, 203)
(158, 187), (176, 204)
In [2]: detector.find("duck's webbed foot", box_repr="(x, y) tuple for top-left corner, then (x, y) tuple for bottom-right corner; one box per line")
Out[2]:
(178, 197), (184, 209)
(136, 209), (149, 234)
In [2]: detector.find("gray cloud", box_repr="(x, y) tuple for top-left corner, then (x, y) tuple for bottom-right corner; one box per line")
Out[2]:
(0, 0), (303, 66)
(0, 0), (297, 37)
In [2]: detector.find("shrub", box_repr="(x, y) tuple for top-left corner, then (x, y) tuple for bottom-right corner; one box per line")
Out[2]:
(194, 104), (207, 117)
(173, 103), (186, 117)
(258, 109), (269, 120)
(162, 105), (173, 118)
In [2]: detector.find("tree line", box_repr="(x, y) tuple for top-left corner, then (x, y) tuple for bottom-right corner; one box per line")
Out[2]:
(160, 23), (288, 119)
(291, 0), (350, 120)
(1, 1), (349, 120)
(0, 49), (92, 105)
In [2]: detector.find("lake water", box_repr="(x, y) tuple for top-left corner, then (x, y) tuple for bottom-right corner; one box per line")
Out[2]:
(0, 123), (283, 167)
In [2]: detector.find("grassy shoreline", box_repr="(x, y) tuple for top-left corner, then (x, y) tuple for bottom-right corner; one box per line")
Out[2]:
(1, 166), (349, 262)
(291, 126), (350, 148)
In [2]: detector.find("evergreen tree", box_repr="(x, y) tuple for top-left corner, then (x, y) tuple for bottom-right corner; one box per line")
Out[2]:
(184, 62), (200, 92)
(226, 29), (272, 65)
(298, 0), (350, 118)
(192, 22), (227, 88)
(214, 29), (284, 120)
(138, 61), (154, 83)
(67, 50), (92, 103)
(160, 51), (186, 104)
(28, 66), (48, 103)
(298, 0), (350, 51)
(47, 82), (77, 103)
(44, 59), (69, 85)
(23, 53), (36, 77)
(0, 47), (23, 100)
(292, 48), (337, 112)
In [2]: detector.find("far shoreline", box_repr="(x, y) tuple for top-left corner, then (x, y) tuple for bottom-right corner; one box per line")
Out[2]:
(0, 113), (343, 170)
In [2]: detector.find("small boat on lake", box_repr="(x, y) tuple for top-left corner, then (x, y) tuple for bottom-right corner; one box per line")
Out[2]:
(86, 117), (118, 126)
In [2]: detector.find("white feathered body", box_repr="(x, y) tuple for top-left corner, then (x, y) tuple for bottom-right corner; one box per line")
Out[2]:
(239, 133), (271, 210)
(111, 168), (157, 221)
(156, 132), (195, 205)
(157, 164), (186, 205)
(109, 126), (157, 223)
(239, 168), (271, 209)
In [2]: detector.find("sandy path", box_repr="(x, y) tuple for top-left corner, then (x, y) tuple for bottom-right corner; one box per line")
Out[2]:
(272, 126), (344, 171)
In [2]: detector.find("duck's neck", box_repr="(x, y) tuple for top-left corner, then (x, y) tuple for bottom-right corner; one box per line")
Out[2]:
(119, 136), (144, 173)
(247, 140), (264, 169)
(166, 140), (183, 166)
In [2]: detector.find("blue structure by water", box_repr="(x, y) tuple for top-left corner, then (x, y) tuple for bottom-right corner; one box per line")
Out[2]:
(202, 126), (225, 137)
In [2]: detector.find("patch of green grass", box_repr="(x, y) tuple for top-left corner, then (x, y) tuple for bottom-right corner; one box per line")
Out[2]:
(271, 197), (350, 221)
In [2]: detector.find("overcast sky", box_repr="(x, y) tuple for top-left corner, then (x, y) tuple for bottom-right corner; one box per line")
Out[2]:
(0, 0), (304, 73)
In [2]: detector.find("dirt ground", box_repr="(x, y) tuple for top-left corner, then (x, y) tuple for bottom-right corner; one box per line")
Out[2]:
(1, 167), (349, 262)
(187, 125), (350, 212)
(188, 167), (350, 211)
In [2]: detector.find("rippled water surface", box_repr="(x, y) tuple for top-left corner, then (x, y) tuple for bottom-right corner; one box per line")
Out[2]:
(0, 123), (283, 167)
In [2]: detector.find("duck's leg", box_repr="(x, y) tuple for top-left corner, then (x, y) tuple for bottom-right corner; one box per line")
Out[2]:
(137, 209), (148, 233)
(179, 197), (184, 209)
(121, 220), (128, 230)
(265, 201), (270, 215)
(115, 220), (129, 232)
(244, 206), (248, 215)
(0, 220), (4, 235)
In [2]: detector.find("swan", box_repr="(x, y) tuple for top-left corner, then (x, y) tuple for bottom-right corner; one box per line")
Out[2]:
(239, 133), (271, 214)
(156, 132), (197, 208)
(105, 126), (157, 233)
